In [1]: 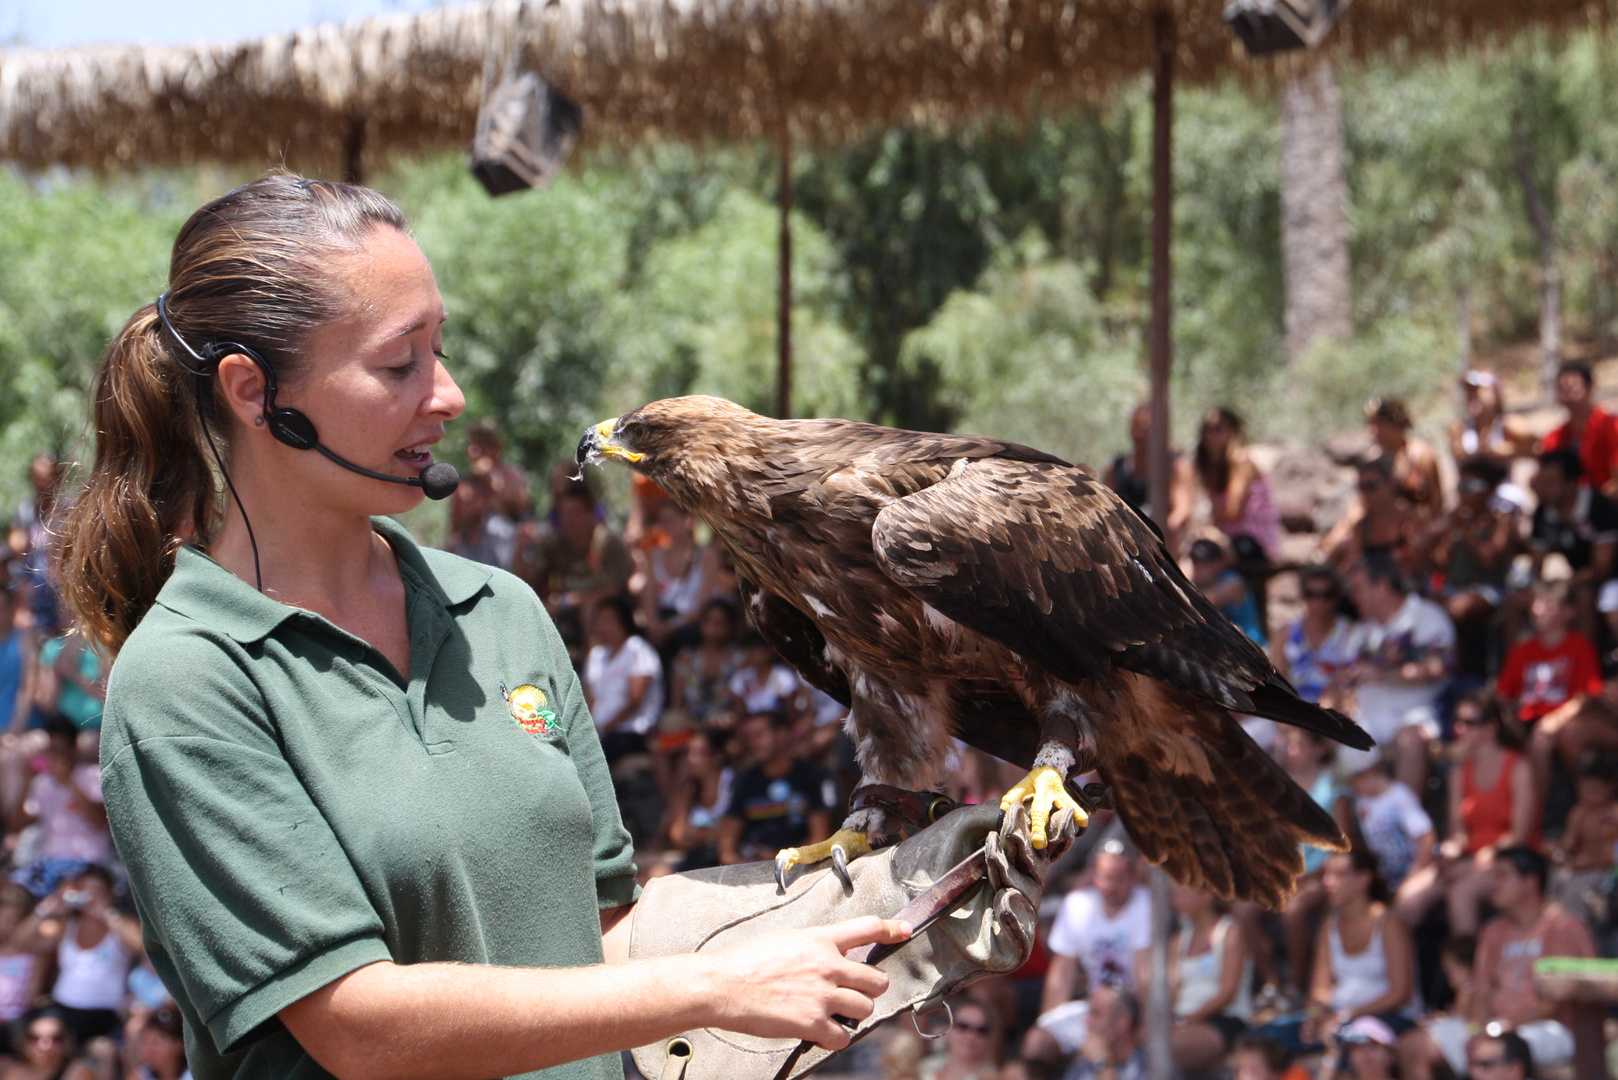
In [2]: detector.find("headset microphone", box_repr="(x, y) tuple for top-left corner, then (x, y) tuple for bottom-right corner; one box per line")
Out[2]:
(311, 445), (462, 501)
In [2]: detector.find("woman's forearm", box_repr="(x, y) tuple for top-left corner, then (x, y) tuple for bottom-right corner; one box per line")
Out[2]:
(283, 919), (905, 1080)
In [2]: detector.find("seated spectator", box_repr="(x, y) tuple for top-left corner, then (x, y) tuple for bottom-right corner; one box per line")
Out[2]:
(1278, 729), (1344, 1002)
(918, 997), (1002, 1080)
(1342, 751), (1435, 894)
(1105, 403), (1195, 558)
(1415, 458), (1518, 647)
(31, 867), (141, 1044)
(1190, 539), (1265, 646)
(124, 1005), (186, 1080)
(634, 502), (720, 654)
(1497, 583), (1610, 801)
(0, 885), (44, 1045)
(666, 598), (744, 732)
(1366, 396), (1443, 517)
(0, 585), (34, 734)
(36, 632), (103, 735)
(1525, 448), (1617, 643)
(717, 711), (833, 864)
(1336, 552), (1455, 793)
(1462, 1030), (1533, 1080)
(1148, 885), (1252, 1076)
(1231, 1036), (1311, 1080)
(1549, 751), (1618, 924)
(1337, 1016), (1401, 1080)
(1057, 987), (1148, 1080)
(729, 632), (806, 723)
(1320, 457), (1421, 577)
(1402, 694), (1536, 937)
(1029, 840), (1151, 1062)
(10, 721), (112, 900)
(1194, 408), (1282, 564)
(1540, 359), (1618, 499)
(663, 729), (734, 872)
(1450, 371), (1535, 480)
(581, 597), (664, 765)
(1307, 849), (1418, 1046)
(1, 1008), (95, 1080)
(1273, 568), (1355, 705)
(1399, 848), (1593, 1080)
(513, 479), (632, 654)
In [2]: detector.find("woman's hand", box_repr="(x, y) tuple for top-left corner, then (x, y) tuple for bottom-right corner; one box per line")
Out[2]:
(698, 916), (911, 1049)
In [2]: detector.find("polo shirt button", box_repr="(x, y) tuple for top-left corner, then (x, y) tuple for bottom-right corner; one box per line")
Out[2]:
(349, 646), (367, 662)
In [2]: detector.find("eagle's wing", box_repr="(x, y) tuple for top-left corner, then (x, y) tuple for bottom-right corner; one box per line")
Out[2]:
(736, 576), (850, 707)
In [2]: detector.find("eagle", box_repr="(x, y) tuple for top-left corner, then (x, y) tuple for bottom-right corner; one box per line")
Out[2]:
(578, 396), (1373, 907)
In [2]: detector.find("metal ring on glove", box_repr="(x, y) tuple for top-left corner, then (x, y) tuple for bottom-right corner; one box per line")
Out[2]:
(912, 1000), (953, 1040)
(665, 1039), (693, 1059)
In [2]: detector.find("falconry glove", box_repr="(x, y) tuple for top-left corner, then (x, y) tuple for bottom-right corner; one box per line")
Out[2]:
(628, 801), (1077, 1080)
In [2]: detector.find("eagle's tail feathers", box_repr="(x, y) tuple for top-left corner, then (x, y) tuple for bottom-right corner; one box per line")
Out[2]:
(1246, 678), (1375, 751)
(1104, 705), (1347, 910)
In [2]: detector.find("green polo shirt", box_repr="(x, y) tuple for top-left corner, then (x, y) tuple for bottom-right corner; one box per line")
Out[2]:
(100, 518), (638, 1080)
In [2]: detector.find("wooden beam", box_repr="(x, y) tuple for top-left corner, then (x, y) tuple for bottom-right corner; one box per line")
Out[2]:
(777, 135), (793, 419)
(1147, 7), (1174, 539)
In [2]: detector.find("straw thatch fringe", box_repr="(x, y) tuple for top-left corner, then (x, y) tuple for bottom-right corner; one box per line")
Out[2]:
(0, 0), (1603, 175)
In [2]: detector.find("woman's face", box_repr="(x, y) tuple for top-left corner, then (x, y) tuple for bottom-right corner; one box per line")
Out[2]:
(139, 1027), (185, 1072)
(700, 606), (734, 645)
(1454, 705), (1494, 751)
(592, 606), (628, 647)
(686, 734), (714, 774)
(1346, 1040), (1394, 1080)
(945, 1005), (994, 1063)
(22, 1018), (67, 1068)
(1200, 414), (1233, 454)
(260, 226), (465, 516)
(1170, 884), (1207, 917)
(1322, 854), (1368, 907)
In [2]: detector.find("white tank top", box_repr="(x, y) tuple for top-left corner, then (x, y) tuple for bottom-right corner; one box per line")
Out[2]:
(1328, 912), (1420, 1017)
(53, 921), (131, 1010)
(1174, 916), (1253, 1021)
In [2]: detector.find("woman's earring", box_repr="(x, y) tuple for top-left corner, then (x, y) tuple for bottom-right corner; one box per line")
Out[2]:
(254, 416), (265, 427)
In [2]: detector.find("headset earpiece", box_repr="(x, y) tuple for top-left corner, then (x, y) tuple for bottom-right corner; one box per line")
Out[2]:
(214, 341), (322, 451)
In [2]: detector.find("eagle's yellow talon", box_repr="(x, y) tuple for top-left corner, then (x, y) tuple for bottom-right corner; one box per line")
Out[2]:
(1000, 766), (1088, 849)
(774, 829), (872, 888)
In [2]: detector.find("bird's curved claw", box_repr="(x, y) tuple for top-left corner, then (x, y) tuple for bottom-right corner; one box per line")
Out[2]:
(831, 842), (851, 887)
(1000, 766), (1088, 848)
(773, 829), (873, 891)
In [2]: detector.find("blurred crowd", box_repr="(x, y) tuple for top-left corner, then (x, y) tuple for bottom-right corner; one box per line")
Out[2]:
(6, 367), (1618, 1080)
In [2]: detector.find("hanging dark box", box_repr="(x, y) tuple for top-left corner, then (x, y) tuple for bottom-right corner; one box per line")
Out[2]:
(1224, 0), (1348, 55)
(470, 71), (583, 196)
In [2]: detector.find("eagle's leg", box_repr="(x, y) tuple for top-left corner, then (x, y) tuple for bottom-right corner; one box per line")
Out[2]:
(1000, 741), (1089, 849)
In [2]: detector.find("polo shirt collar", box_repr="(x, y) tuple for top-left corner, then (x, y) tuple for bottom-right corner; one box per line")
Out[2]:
(154, 516), (492, 644)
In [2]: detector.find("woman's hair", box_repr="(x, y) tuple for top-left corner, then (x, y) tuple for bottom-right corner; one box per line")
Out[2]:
(1337, 845), (1391, 905)
(1194, 407), (1244, 493)
(59, 174), (408, 655)
(1455, 688), (1524, 751)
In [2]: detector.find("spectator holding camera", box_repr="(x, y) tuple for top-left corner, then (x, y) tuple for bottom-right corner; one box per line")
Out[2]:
(10, 721), (111, 900)
(25, 867), (141, 1044)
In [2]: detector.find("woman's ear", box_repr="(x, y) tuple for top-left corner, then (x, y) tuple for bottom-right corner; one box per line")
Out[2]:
(214, 352), (269, 430)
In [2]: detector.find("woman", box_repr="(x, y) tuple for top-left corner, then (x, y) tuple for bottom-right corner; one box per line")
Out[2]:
(1277, 728), (1343, 1004)
(1194, 408), (1282, 564)
(56, 176), (902, 1080)
(124, 1006), (187, 1080)
(1305, 849), (1417, 1048)
(1319, 458), (1421, 578)
(1412, 459), (1517, 641)
(31, 868), (141, 1044)
(666, 598), (744, 732)
(662, 729), (734, 871)
(1146, 885), (1253, 1075)
(581, 596), (664, 764)
(633, 502), (719, 654)
(1365, 397), (1442, 519)
(1449, 372), (1533, 480)
(917, 998), (1002, 1080)
(1274, 568), (1355, 704)
(1394, 694), (1535, 937)
(2, 1009), (94, 1080)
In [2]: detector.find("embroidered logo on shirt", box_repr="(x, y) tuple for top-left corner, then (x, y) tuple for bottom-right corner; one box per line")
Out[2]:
(501, 682), (558, 737)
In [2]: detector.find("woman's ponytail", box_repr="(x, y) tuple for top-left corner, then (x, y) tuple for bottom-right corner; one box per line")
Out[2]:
(58, 305), (218, 656)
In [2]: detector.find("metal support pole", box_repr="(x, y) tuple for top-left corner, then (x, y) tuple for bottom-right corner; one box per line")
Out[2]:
(1146, 7), (1174, 539)
(1146, 14), (1176, 1080)
(777, 135), (793, 420)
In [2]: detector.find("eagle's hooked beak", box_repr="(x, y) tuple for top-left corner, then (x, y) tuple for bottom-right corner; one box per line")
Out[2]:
(577, 419), (644, 469)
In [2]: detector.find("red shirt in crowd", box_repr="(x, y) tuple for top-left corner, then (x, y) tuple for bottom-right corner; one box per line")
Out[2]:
(1495, 630), (1604, 724)
(1543, 407), (1618, 491)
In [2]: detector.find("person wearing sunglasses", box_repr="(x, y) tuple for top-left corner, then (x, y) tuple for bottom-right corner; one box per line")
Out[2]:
(917, 998), (1002, 1080)
(1414, 459), (1518, 669)
(1320, 457), (1420, 579)
(1, 1008), (93, 1080)
(1275, 567), (1354, 708)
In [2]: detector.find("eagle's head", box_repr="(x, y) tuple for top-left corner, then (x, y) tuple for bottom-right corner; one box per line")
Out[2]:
(577, 395), (766, 503)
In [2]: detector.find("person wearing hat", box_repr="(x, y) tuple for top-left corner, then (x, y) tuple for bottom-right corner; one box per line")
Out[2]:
(1365, 397), (1443, 520)
(1336, 1016), (1398, 1080)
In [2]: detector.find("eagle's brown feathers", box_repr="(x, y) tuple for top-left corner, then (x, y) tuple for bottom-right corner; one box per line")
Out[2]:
(586, 395), (1373, 908)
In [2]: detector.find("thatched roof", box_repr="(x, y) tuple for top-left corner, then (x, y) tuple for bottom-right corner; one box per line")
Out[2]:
(0, 0), (1603, 175)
